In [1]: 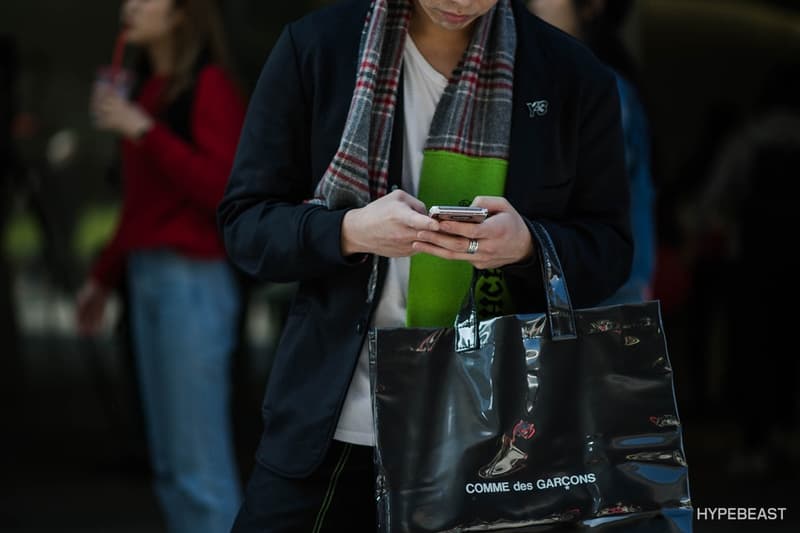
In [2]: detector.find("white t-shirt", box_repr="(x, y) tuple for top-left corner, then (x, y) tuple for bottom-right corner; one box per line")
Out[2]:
(333, 36), (449, 446)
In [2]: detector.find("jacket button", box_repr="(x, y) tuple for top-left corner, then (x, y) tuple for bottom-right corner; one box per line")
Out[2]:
(356, 320), (365, 334)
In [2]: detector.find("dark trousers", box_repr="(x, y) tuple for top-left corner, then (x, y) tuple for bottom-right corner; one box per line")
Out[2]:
(231, 440), (375, 532)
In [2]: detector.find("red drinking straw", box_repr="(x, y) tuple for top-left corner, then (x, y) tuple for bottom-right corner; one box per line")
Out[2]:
(111, 31), (127, 81)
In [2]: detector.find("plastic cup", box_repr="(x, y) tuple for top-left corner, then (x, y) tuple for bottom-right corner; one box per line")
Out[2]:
(93, 66), (134, 99)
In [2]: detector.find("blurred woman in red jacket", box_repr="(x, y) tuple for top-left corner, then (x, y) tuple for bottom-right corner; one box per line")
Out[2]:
(76, 1), (245, 531)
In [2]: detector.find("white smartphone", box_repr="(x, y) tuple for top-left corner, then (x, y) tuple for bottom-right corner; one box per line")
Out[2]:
(428, 206), (489, 223)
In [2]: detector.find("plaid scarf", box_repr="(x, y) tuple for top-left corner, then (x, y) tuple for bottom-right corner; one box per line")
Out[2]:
(311, 0), (516, 209)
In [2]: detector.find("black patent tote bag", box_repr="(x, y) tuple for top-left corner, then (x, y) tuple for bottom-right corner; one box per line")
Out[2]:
(370, 221), (692, 532)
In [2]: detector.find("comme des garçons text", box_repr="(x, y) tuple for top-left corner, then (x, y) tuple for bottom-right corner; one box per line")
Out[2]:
(466, 473), (597, 494)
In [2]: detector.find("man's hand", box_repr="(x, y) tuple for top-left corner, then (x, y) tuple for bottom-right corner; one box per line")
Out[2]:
(412, 196), (534, 270)
(341, 189), (440, 257)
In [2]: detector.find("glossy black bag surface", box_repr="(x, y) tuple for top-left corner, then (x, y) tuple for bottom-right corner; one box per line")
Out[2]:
(370, 223), (692, 532)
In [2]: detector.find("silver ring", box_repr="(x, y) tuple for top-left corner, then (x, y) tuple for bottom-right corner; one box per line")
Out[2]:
(467, 239), (479, 255)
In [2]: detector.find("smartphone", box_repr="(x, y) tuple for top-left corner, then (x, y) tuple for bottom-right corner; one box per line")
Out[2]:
(428, 205), (489, 223)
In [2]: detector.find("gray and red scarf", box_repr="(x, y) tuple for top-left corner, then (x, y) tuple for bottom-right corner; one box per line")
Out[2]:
(312, 0), (517, 326)
(311, 0), (517, 209)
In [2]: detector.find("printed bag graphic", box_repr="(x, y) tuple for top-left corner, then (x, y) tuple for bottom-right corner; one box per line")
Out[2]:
(370, 222), (692, 532)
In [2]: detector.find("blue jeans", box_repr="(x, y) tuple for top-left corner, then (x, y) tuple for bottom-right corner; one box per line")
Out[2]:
(128, 250), (242, 533)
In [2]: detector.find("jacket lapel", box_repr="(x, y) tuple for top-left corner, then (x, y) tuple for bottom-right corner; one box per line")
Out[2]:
(505, 1), (562, 214)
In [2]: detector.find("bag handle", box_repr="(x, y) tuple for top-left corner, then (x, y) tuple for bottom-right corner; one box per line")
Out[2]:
(529, 220), (578, 340)
(455, 221), (577, 352)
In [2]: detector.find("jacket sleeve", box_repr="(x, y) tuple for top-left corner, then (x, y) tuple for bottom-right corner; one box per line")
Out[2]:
(217, 25), (357, 283)
(504, 67), (632, 309)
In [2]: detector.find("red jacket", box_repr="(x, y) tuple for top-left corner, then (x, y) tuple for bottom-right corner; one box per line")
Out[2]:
(92, 64), (246, 287)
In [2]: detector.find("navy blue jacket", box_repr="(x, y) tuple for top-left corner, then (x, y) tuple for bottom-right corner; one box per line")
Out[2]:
(218, 0), (631, 478)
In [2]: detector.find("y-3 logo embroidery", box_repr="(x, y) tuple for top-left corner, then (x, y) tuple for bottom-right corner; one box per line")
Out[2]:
(526, 100), (549, 118)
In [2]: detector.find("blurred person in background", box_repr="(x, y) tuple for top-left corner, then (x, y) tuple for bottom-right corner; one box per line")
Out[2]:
(74, 0), (246, 531)
(529, 0), (655, 303)
(693, 62), (800, 476)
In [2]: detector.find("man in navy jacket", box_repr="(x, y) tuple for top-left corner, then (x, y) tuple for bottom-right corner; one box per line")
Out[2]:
(219, 0), (630, 530)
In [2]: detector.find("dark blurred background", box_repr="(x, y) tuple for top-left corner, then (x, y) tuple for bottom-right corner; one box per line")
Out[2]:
(1, 0), (799, 531)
